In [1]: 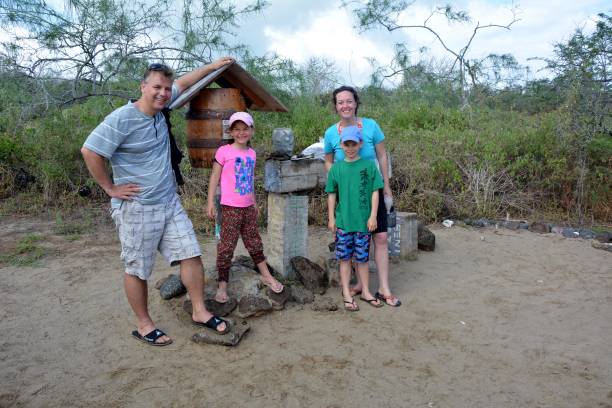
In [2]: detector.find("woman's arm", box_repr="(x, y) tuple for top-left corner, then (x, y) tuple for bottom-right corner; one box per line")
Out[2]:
(375, 141), (392, 198)
(324, 153), (334, 172)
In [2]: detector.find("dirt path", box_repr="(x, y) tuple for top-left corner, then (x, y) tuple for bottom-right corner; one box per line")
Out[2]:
(1, 215), (611, 407)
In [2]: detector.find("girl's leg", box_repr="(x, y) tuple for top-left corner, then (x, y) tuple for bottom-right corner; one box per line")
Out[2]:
(241, 207), (283, 292)
(216, 206), (241, 302)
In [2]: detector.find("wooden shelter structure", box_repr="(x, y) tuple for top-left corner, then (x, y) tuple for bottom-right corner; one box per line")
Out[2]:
(169, 62), (288, 168)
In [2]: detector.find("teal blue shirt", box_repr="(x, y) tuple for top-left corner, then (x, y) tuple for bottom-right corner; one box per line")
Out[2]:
(323, 117), (385, 164)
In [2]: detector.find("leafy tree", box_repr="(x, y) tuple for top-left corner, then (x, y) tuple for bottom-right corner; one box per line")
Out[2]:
(544, 13), (611, 223)
(343, 0), (519, 106)
(0, 0), (267, 113)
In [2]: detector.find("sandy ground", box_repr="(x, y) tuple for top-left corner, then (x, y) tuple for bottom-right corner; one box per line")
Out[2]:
(1, 214), (611, 408)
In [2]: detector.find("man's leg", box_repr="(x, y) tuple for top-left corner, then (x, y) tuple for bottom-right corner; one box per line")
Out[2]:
(114, 201), (172, 344)
(159, 197), (228, 333)
(125, 274), (171, 344)
(180, 256), (227, 333)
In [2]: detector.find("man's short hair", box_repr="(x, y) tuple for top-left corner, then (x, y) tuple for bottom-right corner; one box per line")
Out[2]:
(143, 63), (174, 82)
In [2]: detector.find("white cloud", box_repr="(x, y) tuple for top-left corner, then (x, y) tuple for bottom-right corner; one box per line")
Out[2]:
(251, 0), (608, 84)
(262, 5), (395, 86)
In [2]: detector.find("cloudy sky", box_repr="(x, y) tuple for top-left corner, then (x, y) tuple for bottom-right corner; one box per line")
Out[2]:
(234, 0), (609, 86)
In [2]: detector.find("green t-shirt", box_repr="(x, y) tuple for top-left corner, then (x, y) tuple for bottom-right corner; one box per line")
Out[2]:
(325, 158), (384, 232)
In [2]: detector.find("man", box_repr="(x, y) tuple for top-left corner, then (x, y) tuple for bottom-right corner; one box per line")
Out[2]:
(81, 57), (234, 346)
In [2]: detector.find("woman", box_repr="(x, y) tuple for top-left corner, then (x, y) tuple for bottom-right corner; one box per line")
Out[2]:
(323, 85), (401, 307)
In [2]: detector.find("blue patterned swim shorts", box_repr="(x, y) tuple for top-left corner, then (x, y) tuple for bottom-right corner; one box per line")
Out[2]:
(335, 228), (371, 263)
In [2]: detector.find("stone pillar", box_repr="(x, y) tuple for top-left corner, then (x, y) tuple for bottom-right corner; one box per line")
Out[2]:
(388, 212), (418, 262)
(266, 193), (308, 278)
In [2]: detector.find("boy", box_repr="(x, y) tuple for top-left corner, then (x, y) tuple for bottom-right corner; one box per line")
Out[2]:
(325, 126), (384, 311)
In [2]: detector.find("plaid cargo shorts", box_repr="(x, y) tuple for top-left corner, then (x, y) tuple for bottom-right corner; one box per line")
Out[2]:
(111, 195), (201, 280)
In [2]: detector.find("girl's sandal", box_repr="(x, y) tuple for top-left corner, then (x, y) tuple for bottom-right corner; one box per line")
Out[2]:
(261, 278), (284, 294)
(343, 297), (359, 312)
(375, 292), (402, 307)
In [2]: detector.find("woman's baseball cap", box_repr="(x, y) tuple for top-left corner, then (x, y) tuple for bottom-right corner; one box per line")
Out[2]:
(228, 112), (254, 128)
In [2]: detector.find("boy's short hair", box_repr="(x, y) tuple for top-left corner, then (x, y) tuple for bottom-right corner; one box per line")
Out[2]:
(341, 126), (362, 144)
(143, 63), (174, 82)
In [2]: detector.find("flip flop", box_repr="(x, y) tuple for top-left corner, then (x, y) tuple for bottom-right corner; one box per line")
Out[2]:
(214, 292), (230, 304)
(343, 297), (359, 312)
(360, 296), (384, 308)
(375, 292), (402, 307)
(261, 278), (284, 294)
(192, 316), (230, 334)
(131, 329), (173, 346)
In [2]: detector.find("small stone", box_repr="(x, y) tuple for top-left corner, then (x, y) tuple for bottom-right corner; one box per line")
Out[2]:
(291, 256), (329, 295)
(183, 297), (237, 317)
(154, 274), (173, 290)
(476, 219), (491, 228)
(594, 231), (612, 243)
(208, 298), (238, 316)
(503, 220), (521, 230)
(267, 286), (291, 309)
(529, 221), (551, 234)
(578, 229), (595, 240)
(191, 318), (250, 347)
(562, 228), (579, 238)
(326, 257), (340, 287)
(551, 226), (564, 234)
(233, 255), (256, 271)
(591, 240), (612, 252)
(159, 274), (186, 300)
(311, 296), (338, 312)
(417, 223), (435, 251)
(518, 223), (529, 230)
(237, 294), (273, 318)
(290, 285), (315, 304)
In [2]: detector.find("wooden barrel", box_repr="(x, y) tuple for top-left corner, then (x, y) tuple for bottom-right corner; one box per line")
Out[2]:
(186, 88), (246, 168)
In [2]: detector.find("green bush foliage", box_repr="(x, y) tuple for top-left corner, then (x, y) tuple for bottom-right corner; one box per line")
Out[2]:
(1, 87), (610, 224)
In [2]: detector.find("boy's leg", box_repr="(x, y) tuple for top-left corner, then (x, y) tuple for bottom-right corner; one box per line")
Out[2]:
(336, 229), (358, 311)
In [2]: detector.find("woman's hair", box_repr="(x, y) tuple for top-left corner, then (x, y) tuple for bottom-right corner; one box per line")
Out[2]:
(332, 85), (360, 115)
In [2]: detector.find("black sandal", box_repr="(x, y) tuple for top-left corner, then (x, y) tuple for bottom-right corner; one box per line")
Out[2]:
(131, 329), (173, 346)
(343, 298), (359, 312)
(360, 296), (384, 308)
(192, 316), (230, 334)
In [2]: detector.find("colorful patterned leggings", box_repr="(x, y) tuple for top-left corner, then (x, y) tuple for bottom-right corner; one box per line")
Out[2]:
(217, 205), (266, 282)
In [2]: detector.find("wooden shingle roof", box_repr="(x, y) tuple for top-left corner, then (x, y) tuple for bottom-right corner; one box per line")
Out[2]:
(169, 62), (288, 112)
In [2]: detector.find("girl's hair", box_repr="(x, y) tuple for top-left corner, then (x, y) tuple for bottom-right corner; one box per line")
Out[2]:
(332, 85), (360, 115)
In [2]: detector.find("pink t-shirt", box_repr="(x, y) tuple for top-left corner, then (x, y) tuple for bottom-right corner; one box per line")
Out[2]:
(214, 144), (256, 207)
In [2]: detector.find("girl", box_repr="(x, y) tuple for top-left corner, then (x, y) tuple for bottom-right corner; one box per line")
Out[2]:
(206, 112), (284, 303)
